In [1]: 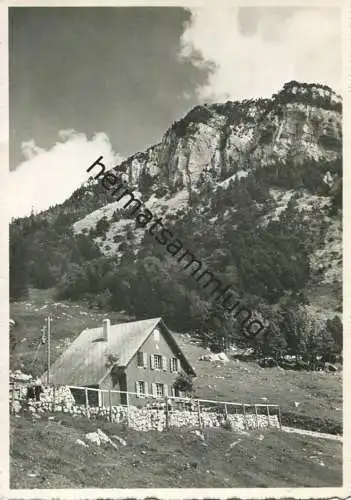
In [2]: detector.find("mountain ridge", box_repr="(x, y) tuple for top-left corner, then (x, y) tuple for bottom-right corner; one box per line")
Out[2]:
(10, 80), (343, 364)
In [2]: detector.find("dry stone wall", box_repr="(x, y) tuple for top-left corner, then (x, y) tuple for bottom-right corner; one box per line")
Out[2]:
(11, 384), (280, 432)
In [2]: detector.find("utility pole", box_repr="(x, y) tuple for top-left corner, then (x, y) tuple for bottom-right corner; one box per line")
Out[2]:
(47, 316), (51, 385)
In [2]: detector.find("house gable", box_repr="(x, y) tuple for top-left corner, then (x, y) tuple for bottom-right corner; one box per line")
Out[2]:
(121, 324), (191, 398)
(128, 320), (195, 376)
(99, 319), (195, 388)
(100, 320), (196, 401)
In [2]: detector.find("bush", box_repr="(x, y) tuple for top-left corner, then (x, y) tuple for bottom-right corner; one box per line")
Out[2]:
(95, 216), (110, 237)
(174, 372), (194, 395)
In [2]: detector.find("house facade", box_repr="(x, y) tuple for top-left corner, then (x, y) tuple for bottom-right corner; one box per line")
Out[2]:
(42, 317), (196, 407)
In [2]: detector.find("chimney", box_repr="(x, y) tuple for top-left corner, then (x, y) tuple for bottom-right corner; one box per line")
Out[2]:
(103, 319), (110, 342)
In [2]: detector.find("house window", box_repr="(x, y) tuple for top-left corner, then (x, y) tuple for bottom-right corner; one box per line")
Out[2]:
(136, 381), (146, 397)
(153, 328), (160, 341)
(153, 354), (162, 370)
(170, 357), (179, 372)
(156, 383), (164, 397)
(137, 351), (147, 368)
(137, 351), (148, 368)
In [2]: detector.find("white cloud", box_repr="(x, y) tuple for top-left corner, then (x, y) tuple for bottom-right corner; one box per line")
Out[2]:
(8, 130), (123, 219)
(179, 7), (341, 101)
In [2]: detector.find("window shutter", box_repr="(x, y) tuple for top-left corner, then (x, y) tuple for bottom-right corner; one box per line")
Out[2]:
(162, 356), (167, 371)
(144, 381), (149, 397)
(170, 385), (175, 397)
(169, 358), (173, 372)
(135, 381), (140, 397)
(164, 384), (169, 397)
(150, 355), (155, 370)
(152, 383), (157, 398)
(176, 358), (179, 371)
(143, 352), (148, 368)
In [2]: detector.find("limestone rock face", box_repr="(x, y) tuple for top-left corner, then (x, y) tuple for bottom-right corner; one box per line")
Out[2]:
(113, 82), (341, 201)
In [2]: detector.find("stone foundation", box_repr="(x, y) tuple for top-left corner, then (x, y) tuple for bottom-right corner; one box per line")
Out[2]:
(10, 384), (280, 432)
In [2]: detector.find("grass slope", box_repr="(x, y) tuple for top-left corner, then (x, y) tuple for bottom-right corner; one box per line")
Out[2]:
(11, 413), (342, 489)
(10, 288), (133, 376)
(176, 337), (342, 434)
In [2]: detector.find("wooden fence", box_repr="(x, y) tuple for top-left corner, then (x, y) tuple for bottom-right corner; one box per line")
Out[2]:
(10, 382), (282, 429)
(65, 384), (282, 428)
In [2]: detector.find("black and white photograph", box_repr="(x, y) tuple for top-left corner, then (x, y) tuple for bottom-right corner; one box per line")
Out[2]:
(8, 3), (344, 491)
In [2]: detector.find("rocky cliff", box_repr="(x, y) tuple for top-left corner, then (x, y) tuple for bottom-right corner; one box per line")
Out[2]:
(10, 81), (342, 348)
(71, 82), (341, 290)
(104, 82), (341, 197)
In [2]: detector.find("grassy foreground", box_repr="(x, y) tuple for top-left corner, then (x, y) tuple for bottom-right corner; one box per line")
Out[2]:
(11, 413), (342, 489)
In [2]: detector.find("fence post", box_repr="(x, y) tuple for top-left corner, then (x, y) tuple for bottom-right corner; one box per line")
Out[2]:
(242, 403), (247, 429)
(266, 404), (270, 427)
(254, 404), (259, 429)
(197, 399), (202, 428)
(278, 406), (282, 429)
(85, 387), (90, 419)
(165, 396), (169, 431)
(108, 390), (112, 422)
(224, 403), (228, 420)
(125, 392), (129, 427)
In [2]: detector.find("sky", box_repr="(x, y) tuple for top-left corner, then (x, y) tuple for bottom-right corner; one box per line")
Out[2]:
(9, 6), (342, 218)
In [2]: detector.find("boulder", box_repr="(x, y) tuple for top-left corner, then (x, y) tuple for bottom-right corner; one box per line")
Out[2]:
(85, 428), (118, 449)
(85, 431), (101, 445)
(113, 435), (127, 446)
(216, 352), (229, 362)
(76, 439), (89, 448)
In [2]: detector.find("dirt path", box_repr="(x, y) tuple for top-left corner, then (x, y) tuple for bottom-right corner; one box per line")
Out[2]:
(282, 425), (342, 442)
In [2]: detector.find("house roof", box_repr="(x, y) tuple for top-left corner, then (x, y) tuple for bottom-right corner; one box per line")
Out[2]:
(42, 317), (195, 386)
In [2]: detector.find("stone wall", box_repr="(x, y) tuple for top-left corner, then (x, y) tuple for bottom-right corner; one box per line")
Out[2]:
(10, 384), (280, 432)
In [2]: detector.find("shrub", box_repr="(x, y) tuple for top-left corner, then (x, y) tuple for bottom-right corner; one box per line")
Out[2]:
(95, 216), (110, 236)
(174, 372), (194, 395)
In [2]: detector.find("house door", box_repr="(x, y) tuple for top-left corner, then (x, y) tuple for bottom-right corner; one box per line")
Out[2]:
(119, 373), (128, 406)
